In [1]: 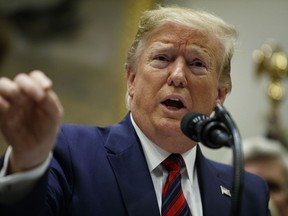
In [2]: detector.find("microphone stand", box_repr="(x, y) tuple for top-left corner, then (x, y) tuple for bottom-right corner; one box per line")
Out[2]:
(212, 104), (244, 216)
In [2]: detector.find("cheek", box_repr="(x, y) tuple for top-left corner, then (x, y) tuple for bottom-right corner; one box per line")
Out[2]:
(135, 67), (167, 94)
(131, 74), (155, 102)
(189, 79), (219, 112)
(191, 78), (218, 98)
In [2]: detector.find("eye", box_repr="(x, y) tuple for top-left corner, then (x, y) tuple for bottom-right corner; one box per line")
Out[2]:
(188, 59), (208, 75)
(189, 60), (206, 68)
(154, 55), (170, 62)
(150, 55), (171, 68)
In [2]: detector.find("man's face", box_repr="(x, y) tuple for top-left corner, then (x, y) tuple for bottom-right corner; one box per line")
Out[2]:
(127, 23), (227, 152)
(245, 158), (288, 216)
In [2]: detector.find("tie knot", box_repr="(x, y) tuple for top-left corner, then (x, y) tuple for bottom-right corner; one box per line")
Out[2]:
(162, 154), (185, 172)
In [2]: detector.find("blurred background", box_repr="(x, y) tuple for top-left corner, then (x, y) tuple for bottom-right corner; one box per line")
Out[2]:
(0, 0), (287, 164)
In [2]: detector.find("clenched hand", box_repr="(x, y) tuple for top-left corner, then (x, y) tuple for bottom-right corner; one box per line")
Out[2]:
(0, 70), (63, 174)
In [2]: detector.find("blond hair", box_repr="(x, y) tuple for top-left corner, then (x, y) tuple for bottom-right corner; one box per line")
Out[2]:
(125, 5), (238, 108)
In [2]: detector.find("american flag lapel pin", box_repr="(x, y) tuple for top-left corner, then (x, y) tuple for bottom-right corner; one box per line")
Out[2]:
(220, 185), (231, 197)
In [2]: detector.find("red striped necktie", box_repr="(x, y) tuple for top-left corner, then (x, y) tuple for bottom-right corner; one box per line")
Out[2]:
(161, 154), (192, 216)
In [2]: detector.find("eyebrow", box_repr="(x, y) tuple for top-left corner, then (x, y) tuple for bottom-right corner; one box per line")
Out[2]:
(149, 42), (174, 52)
(148, 41), (212, 62)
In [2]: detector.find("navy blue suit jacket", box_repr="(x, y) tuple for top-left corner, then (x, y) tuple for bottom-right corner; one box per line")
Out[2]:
(0, 114), (270, 216)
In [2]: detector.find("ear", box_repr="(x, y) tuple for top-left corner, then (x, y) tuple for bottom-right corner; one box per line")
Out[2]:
(216, 87), (228, 104)
(127, 68), (136, 98)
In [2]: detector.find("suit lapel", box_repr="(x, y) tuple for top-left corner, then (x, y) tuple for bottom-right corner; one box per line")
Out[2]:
(105, 114), (160, 216)
(196, 146), (232, 216)
(104, 115), (233, 216)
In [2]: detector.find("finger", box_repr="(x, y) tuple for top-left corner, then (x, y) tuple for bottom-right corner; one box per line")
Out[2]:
(0, 95), (10, 111)
(46, 90), (63, 120)
(38, 89), (64, 123)
(29, 71), (63, 121)
(29, 70), (52, 90)
(14, 73), (46, 102)
(0, 77), (20, 100)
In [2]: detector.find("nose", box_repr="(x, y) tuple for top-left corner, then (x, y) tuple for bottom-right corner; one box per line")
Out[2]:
(167, 58), (187, 87)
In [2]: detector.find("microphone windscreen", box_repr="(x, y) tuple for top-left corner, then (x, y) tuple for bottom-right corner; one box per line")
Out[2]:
(180, 112), (208, 142)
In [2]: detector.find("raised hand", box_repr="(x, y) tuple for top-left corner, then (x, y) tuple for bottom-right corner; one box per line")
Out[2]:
(0, 70), (63, 173)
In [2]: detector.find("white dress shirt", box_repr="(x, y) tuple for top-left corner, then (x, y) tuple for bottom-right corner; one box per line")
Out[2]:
(130, 114), (203, 216)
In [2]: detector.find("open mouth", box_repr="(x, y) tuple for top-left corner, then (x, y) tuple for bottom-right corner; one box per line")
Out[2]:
(161, 98), (185, 110)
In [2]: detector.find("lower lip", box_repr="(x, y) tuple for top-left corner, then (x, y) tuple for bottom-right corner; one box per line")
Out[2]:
(161, 104), (185, 113)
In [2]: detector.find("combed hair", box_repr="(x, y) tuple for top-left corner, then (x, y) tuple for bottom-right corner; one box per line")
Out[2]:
(125, 5), (238, 109)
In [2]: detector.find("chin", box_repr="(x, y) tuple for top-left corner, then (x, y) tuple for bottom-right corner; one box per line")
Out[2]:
(158, 120), (181, 135)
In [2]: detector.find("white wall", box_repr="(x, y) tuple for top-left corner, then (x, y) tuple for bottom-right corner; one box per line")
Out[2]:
(163, 0), (288, 163)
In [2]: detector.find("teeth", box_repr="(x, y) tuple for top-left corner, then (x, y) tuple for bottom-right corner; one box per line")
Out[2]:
(169, 98), (180, 101)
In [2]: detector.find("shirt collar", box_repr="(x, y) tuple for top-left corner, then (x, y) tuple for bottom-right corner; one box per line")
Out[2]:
(130, 113), (197, 182)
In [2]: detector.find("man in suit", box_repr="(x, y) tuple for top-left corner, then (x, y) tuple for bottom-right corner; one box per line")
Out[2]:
(0, 5), (270, 216)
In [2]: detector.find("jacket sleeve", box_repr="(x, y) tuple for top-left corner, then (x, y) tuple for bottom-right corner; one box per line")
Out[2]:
(0, 146), (52, 204)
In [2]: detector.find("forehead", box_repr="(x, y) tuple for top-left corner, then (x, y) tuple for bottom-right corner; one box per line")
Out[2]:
(144, 23), (223, 55)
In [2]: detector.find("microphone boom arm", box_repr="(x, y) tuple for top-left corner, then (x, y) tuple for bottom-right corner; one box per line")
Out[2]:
(213, 104), (244, 216)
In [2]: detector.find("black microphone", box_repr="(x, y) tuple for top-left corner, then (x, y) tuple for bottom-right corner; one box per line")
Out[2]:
(181, 112), (232, 148)
(181, 105), (244, 216)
